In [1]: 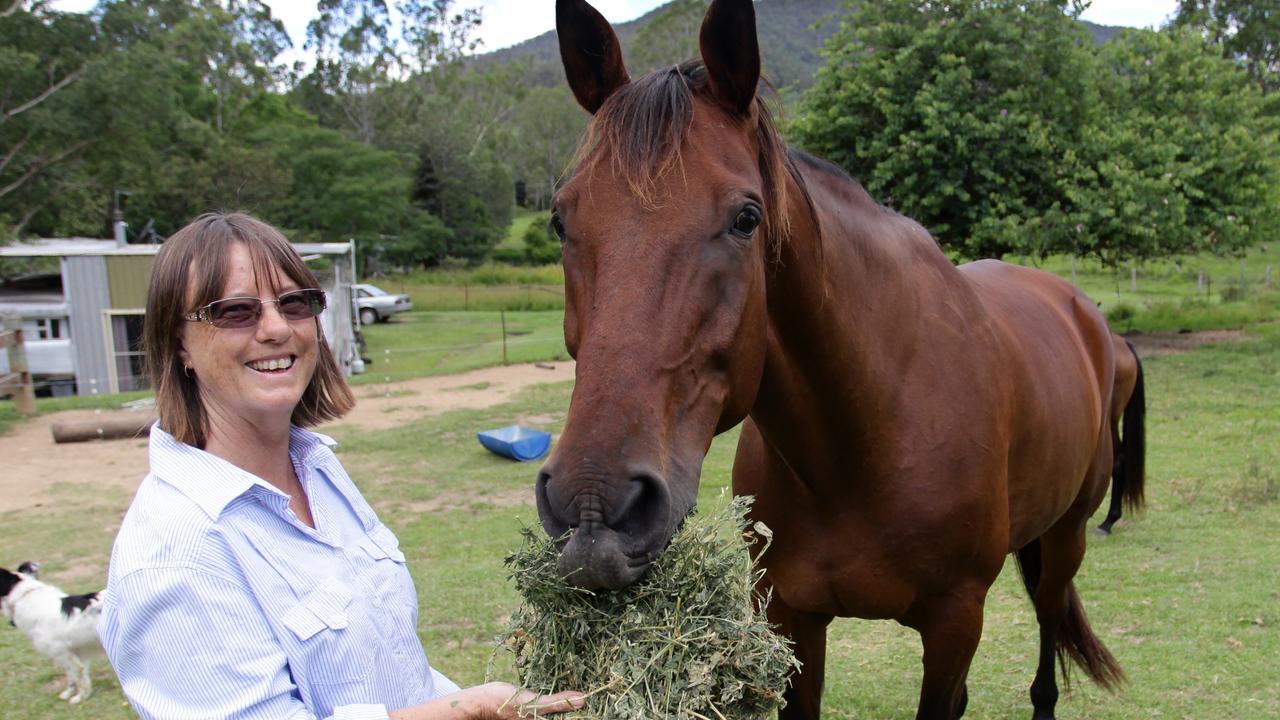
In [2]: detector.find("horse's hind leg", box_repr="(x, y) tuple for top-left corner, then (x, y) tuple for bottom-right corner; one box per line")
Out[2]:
(1018, 525), (1123, 719)
(770, 597), (832, 720)
(903, 584), (987, 720)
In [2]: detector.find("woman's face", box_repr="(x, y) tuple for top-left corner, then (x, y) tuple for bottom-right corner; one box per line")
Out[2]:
(180, 243), (319, 435)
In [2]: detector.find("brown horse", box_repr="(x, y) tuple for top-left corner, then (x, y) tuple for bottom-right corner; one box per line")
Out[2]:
(1096, 336), (1147, 536)
(536, 1), (1141, 717)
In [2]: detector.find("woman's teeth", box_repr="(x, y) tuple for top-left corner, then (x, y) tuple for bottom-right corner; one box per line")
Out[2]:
(248, 357), (294, 372)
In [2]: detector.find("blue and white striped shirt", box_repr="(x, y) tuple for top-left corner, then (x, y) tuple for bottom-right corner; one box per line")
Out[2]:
(100, 423), (460, 720)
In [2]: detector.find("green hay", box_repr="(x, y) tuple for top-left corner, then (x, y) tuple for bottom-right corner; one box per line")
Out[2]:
(490, 495), (798, 719)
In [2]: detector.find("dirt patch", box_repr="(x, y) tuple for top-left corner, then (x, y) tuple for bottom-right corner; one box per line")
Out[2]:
(1124, 329), (1249, 357)
(0, 361), (575, 515)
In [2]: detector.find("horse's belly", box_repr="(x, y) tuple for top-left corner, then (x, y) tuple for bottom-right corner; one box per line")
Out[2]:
(761, 523), (918, 620)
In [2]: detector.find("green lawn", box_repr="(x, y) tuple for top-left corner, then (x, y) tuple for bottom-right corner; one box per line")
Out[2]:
(1, 242), (1277, 717)
(352, 310), (569, 385)
(2, 317), (1276, 718)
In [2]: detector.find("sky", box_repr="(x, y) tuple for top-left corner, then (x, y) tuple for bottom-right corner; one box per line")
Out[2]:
(50, 1), (1183, 67)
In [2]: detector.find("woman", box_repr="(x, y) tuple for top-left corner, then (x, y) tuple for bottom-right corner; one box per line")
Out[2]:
(99, 213), (581, 720)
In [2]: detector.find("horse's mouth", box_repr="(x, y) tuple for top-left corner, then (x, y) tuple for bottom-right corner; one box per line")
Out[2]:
(556, 524), (663, 590)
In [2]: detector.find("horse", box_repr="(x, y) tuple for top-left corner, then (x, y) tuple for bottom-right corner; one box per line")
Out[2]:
(1096, 336), (1147, 536)
(535, 1), (1143, 717)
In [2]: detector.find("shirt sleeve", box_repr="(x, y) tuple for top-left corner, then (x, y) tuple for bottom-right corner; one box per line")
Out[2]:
(99, 566), (391, 720)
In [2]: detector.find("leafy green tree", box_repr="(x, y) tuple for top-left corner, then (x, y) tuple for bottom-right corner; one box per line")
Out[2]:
(792, 0), (1099, 259)
(501, 85), (585, 209)
(1173, 0), (1279, 94)
(1, 2), (100, 236)
(1075, 27), (1280, 260)
(523, 213), (561, 265)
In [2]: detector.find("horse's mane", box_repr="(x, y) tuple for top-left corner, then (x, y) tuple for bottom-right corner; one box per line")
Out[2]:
(571, 60), (816, 259)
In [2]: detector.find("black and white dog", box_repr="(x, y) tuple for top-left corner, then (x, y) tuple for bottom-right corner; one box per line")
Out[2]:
(1, 562), (103, 704)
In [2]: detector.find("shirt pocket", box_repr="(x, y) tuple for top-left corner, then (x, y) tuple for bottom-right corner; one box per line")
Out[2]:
(280, 585), (373, 686)
(360, 523), (407, 563)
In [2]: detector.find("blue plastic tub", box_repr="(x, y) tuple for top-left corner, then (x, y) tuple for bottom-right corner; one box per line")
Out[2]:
(477, 425), (552, 462)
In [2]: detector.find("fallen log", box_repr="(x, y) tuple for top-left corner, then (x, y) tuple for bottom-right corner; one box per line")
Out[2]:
(51, 415), (156, 444)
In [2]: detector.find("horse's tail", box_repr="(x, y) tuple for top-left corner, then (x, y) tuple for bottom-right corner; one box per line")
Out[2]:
(1015, 541), (1126, 691)
(1117, 339), (1146, 513)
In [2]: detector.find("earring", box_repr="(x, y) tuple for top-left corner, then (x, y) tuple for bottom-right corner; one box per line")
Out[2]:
(183, 365), (194, 378)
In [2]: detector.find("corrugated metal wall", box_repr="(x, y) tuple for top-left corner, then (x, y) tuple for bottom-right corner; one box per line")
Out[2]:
(62, 256), (113, 396)
(105, 256), (155, 309)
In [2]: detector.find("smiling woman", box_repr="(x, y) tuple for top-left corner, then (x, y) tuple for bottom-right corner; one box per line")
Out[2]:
(97, 212), (583, 720)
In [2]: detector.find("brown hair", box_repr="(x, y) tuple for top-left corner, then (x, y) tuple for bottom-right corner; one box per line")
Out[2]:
(145, 212), (355, 447)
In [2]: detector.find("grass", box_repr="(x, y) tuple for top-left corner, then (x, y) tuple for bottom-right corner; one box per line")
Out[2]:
(498, 209), (548, 251)
(2, 317), (1277, 717)
(352, 310), (569, 385)
(1, 238), (1277, 717)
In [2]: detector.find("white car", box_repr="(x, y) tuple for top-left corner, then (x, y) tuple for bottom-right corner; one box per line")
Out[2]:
(353, 283), (412, 325)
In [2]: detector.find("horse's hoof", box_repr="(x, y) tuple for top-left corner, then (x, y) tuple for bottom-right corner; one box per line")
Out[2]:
(1092, 526), (1112, 537)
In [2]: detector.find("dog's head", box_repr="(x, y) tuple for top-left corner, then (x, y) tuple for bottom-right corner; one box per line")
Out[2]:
(17, 561), (39, 578)
(1, 568), (24, 625)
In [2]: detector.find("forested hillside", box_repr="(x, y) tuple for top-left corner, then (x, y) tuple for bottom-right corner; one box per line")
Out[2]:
(2, 0), (1275, 273)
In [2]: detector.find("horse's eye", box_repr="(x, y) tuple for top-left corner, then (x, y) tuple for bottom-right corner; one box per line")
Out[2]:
(549, 213), (567, 243)
(731, 206), (763, 238)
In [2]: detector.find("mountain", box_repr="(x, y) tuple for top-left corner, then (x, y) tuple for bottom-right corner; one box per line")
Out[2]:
(472, 0), (845, 94)
(475, 1), (1127, 94)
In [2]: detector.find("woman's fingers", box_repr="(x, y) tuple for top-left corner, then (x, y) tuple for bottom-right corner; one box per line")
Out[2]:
(499, 686), (585, 718)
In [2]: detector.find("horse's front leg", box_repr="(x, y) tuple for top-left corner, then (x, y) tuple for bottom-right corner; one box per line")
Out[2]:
(770, 596), (832, 720)
(903, 583), (988, 720)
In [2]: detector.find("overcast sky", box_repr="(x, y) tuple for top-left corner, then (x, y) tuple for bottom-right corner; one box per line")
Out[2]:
(50, 0), (1182, 67)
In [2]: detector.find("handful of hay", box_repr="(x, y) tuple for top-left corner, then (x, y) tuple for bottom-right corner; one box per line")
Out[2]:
(490, 495), (798, 719)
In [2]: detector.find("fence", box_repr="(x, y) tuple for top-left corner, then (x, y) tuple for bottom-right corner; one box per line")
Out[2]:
(0, 312), (36, 414)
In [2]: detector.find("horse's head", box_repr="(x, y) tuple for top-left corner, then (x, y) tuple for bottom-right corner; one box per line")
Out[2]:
(536, 0), (791, 589)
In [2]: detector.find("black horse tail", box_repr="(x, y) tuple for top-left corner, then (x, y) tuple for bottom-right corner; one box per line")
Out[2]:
(1015, 541), (1126, 691)
(1117, 339), (1146, 513)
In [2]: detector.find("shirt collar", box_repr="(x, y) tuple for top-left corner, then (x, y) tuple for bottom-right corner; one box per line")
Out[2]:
(147, 422), (340, 520)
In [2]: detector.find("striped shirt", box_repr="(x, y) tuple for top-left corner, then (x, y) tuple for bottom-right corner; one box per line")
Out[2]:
(99, 423), (460, 720)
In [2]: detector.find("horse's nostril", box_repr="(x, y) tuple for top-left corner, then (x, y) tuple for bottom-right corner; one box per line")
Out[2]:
(535, 468), (570, 538)
(613, 471), (671, 541)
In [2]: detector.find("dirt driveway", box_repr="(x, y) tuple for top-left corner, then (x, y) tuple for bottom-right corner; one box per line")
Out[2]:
(0, 361), (575, 515)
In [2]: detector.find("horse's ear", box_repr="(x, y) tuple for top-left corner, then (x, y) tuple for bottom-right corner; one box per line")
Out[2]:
(699, 0), (760, 118)
(556, 0), (630, 114)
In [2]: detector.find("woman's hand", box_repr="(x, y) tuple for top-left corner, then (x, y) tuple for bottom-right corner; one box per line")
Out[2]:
(471, 681), (585, 718)
(390, 682), (585, 720)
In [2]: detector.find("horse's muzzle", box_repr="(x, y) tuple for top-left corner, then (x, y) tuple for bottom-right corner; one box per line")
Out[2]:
(535, 464), (675, 590)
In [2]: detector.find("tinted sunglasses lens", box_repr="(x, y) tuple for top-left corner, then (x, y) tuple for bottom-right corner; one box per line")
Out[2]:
(279, 289), (326, 320)
(208, 299), (262, 328)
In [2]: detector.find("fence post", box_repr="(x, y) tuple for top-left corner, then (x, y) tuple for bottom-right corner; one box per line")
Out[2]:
(1, 311), (37, 415)
(500, 311), (508, 366)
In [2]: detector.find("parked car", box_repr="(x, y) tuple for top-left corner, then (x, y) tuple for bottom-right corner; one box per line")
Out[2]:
(353, 283), (412, 325)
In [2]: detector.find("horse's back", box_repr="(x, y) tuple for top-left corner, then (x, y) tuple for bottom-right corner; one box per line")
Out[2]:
(958, 259), (1117, 546)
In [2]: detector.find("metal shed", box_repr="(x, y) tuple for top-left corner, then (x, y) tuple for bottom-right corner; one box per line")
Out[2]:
(0, 239), (362, 396)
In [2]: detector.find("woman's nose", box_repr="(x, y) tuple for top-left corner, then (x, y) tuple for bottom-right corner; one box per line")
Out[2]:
(255, 300), (292, 339)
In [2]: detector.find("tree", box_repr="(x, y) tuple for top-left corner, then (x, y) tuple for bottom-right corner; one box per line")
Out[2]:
(792, 0), (1098, 259)
(501, 85), (585, 209)
(1173, 0), (1280, 95)
(0, 2), (100, 235)
(1076, 27), (1280, 260)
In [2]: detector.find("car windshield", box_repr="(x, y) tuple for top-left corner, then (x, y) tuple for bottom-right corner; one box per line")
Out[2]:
(361, 286), (388, 296)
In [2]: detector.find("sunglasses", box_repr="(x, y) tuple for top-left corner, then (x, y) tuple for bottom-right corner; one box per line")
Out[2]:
(183, 288), (327, 329)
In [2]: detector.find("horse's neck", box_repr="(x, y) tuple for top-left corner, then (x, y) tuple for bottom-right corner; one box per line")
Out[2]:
(752, 162), (975, 477)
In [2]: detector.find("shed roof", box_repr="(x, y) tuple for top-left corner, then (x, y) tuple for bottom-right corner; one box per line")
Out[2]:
(0, 239), (353, 257)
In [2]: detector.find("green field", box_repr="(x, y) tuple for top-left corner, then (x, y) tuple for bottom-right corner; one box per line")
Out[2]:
(3, 317), (1274, 718)
(1, 244), (1277, 717)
